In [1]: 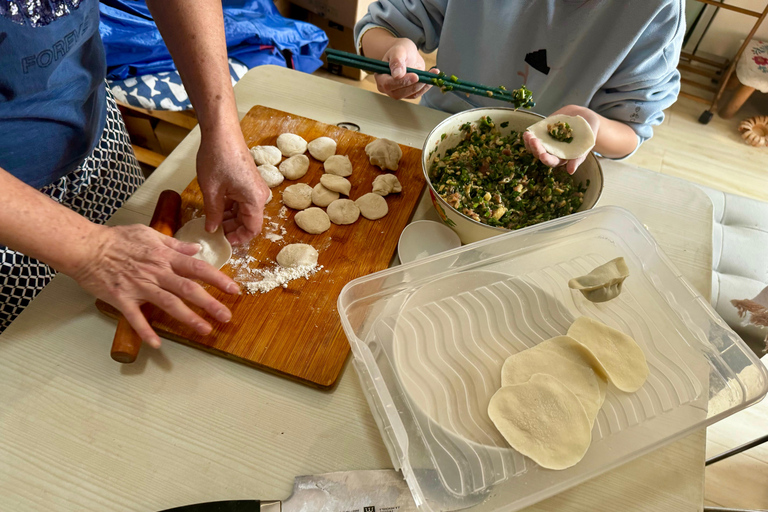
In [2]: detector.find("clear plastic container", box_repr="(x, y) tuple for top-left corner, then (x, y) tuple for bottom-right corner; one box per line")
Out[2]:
(337, 206), (768, 512)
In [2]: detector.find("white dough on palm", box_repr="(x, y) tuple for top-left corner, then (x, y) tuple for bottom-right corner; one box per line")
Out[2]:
(307, 137), (337, 161)
(276, 133), (308, 157)
(526, 114), (595, 160)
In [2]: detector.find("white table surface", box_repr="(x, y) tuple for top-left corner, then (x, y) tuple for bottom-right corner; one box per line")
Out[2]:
(0, 66), (712, 511)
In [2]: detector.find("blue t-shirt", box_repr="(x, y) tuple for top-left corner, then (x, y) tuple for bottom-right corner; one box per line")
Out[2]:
(0, 0), (107, 189)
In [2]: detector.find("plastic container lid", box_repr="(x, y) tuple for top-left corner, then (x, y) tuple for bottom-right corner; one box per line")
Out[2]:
(338, 206), (768, 512)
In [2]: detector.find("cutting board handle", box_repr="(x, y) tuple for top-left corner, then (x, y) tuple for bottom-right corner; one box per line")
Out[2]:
(110, 190), (182, 363)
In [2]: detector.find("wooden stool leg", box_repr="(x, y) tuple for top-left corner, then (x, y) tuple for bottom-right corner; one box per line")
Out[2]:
(720, 83), (756, 119)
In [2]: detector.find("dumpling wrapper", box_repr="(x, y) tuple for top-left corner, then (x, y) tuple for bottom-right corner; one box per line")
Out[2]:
(488, 374), (592, 470)
(174, 216), (232, 270)
(526, 114), (595, 160)
(568, 257), (630, 303)
(567, 316), (649, 393)
(502, 336), (607, 423)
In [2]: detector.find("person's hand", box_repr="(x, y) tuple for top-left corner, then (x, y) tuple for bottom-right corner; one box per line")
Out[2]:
(196, 127), (270, 245)
(71, 224), (240, 348)
(375, 38), (439, 100)
(523, 105), (601, 175)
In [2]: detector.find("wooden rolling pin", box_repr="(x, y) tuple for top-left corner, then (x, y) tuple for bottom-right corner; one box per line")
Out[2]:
(110, 190), (182, 363)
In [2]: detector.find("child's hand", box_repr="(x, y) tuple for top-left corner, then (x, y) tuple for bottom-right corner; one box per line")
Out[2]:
(523, 105), (601, 175)
(376, 38), (439, 100)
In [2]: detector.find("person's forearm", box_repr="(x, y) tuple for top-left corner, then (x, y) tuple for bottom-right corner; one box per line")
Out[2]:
(0, 168), (99, 275)
(361, 27), (399, 59)
(593, 115), (638, 159)
(145, 0), (240, 138)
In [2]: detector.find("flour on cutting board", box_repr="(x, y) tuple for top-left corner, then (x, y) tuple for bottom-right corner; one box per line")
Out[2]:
(229, 245), (321, 294)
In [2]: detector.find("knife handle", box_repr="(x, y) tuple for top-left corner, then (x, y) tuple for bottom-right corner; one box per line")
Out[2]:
(159, 499), (280, 511)
(110, 190), (182, 364)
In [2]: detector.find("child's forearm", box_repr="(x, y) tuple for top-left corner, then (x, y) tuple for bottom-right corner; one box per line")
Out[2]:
(360, 27), (400, 59)
(593, 116), (639, 159)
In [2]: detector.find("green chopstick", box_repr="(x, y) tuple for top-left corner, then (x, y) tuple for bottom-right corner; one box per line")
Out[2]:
(324, 48), (534, 109)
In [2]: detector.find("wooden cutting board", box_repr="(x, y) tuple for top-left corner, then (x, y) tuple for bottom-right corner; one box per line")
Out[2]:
(99, 106), (425, 389)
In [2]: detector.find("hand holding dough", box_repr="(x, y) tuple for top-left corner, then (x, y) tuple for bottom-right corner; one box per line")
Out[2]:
(174, 216), (232, 270)
(365, 138), (402, 171)
(526, 114), (595, 160)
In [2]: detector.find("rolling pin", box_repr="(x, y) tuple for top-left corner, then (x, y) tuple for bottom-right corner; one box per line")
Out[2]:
(110, 190), (182, 363)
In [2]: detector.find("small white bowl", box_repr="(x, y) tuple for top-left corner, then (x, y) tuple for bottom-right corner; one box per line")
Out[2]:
(398, 220), (462, 264)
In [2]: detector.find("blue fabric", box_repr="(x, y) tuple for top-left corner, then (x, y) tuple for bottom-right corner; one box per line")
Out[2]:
(0, 0), (107, 188)
(356, 0), (684, 146)
(99, 0), (328, 79)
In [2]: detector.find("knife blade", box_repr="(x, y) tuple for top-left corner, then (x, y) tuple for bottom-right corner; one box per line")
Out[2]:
(159, 469), (418, 512)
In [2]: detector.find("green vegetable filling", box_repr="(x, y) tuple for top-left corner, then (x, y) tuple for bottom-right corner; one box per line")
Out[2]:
(547, 121), (574, 143)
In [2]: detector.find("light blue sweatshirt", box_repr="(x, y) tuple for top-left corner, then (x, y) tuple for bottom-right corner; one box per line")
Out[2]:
(355, 0), (684, 145)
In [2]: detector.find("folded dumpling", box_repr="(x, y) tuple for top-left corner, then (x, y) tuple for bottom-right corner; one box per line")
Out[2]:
(568, 257), (629, 303)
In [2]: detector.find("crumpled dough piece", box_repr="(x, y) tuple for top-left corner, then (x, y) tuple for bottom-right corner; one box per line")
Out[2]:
(324, 155), (353, 177)
(276, 133), (308, 157)
(526, 114), (595, 160)
(312, 183), (339, 207)
(488, 374), (592, 470)
(307, 137), (337, 161)
(355, 193), (388, 220)
(174, 216), (232, 270)
(320, 174), (351, 196)
(250, 145), (282, 166)
(365, 138), (403, 171)
(372, 174), (402, 196)
(502, 336), (607, 423)
(327, 199), (360, 225)
(276, 243), (318, 268)
(282, 183), (313, 210)
(295, 207), (331, 234)
(257, 164), (284, 188)
(567, 316), (649, 393)
(568, 257), (630, 303)
(279, 154), (310, 180)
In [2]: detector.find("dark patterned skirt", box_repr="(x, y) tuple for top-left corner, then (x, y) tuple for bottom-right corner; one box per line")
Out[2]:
(0, 86), (145, 333)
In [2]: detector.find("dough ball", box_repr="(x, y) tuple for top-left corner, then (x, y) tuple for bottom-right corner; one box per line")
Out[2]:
(266, 189), (273, 204)
(295, 207), (331, 234)
(279, 154), (310, 180)
(276, 243), (318, 268)
(276, 133), (308, 157)
(282, 183), (313, 210)
(324, 155), (353, 177)
(567, 316), (649, 393)
(365, 138), (402, 171)
(355, 193), (388, 220)
(312, 183), (339, 207)
(327, 199), (360, 225)
(319, 174), (351, 196)
(257, 164), (284, 188)
(372, 174), (402, 196)
(307, 137), (337, 162)
(250, 145), (282, 166)
(526, 114), (596, 160)
(174, 216), (232, 270)
(488, 374), (592, 470)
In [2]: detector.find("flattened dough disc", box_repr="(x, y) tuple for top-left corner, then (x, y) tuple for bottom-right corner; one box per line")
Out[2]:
(488, 374), (592, 470)
(527, 114), (595, 160)
(174, 216), (232, 270)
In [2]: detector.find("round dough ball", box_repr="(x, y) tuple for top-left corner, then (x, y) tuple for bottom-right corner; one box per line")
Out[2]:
(355, 193), (388, 220)
(312, 183), (339, 207)
(327, 199), (360, 225)
(276, 133), (308, 157)
(279, 154), (310, 180)
(257, 164), (284, 188)
(276, 243), (318, 268)
(365, 138), (402, 171)
(324, 155), (353, 177)
(282, 183), (313, 210)
(372, 174), (402, 196)
(174, 216), (232, 270)
(250, 145), (282, 166)
(295, 207), (331, 234)
(307, 137), (337, 162)
(319, 174), (351, 196)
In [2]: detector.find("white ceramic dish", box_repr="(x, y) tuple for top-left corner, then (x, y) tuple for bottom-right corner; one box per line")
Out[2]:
(397, 220), (462, 264)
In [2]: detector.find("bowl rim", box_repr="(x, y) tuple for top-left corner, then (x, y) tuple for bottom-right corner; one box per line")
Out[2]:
(421, 106), (604, 234)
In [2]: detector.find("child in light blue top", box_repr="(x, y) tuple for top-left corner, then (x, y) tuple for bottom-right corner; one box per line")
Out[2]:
(355, 0), (684, 173)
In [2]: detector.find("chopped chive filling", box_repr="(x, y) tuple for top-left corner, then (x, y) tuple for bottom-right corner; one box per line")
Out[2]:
(429, 117), (586, 230)
(547, 121), (574, 143)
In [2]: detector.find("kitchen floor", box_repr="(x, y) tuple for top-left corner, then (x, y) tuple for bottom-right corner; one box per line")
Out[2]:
(315, 63), (768, 510)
